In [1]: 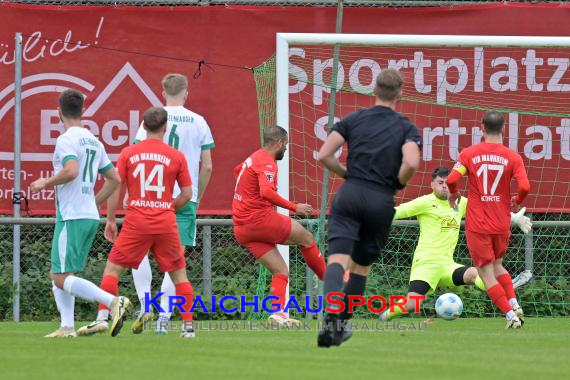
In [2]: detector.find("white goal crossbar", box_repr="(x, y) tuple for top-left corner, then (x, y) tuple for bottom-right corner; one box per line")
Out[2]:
(274, 33), (570, 300)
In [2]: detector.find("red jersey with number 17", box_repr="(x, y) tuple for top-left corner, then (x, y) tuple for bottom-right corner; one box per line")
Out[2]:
(232, 149), (279, 225)
(117, 139), (191, 234)
(457, 142), (528, 234)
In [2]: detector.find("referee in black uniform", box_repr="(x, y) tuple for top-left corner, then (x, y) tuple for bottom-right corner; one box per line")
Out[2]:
(317, 68), (422, 347)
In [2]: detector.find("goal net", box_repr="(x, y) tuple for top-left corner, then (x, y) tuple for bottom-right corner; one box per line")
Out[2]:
(252, 34), (570, 318)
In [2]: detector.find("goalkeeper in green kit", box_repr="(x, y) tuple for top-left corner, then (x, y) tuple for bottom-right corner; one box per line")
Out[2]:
(379, 167), (533, 321)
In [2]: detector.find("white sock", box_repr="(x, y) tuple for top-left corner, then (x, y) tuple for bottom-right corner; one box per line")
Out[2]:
(157, 314), (170, 331)
(506, 310), (516, 319)
(52, 282), (75, 328)
(63, 276), (114, 308)
(132, 254), (152, 313)
(508, 298), (519, 307)
(97, 310), (109, 321)
(159, 274), (175, 320)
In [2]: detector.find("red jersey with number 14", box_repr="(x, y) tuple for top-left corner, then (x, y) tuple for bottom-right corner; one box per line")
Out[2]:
(117, 139), (191, 234)
(232, 149), (280, 225)
(457, 142), (528, 234)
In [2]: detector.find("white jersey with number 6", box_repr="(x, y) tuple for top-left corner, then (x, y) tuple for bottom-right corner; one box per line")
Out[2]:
(53, 126), (113, 221)
(134, 106), (214, 203)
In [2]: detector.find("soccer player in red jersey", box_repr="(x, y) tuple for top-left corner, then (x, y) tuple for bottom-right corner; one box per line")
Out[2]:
(232, 125), (326, 326)
(78, 107), (196, 338)
(447, 111), (530, 329)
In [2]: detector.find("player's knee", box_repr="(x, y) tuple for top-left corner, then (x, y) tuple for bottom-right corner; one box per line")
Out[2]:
(301, 229), (314, 247)
(51, 272), (71, 289)
(405, 297), (422, 313)
(464, 268), (478, 284)
(103, 261), (124, 278)
(272, 264), (289, 277)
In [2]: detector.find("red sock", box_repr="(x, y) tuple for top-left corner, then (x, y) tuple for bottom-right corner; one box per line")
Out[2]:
(175, 282), (194, 323)
(497, 273), (516, 301)
(301, 242), (326, 280)
(98, 275), (118, 312)
(270, 274), (288, 312)
(487, 284), (512, 315)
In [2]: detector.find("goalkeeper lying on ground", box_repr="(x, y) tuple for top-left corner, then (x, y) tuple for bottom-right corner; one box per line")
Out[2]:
(380, 167), (533, 321)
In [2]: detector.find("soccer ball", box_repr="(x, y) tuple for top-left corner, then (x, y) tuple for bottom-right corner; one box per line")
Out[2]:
(435, 293), (463, 320)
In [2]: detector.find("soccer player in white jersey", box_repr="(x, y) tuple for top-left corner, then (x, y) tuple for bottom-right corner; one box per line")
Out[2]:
(30, 89), (131, 337)
(130, 73), (214, 333)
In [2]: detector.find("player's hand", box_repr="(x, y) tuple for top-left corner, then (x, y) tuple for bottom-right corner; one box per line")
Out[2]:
(30, 178), (48, 193)
(448, 191), (461, 211)
(295, 203), (313, 216)
(511, 207), (532, 234)
(104, 221), (118, 242)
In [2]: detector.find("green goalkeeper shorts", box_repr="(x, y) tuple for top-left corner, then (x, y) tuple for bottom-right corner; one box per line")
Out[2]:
(51, 219), (99, 274)
(409, 260), (465, 293)
(176, 201), (198, 247)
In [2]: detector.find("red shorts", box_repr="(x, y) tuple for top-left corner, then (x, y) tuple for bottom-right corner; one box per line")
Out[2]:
(233, 212), (292, 259)
(108, 227), (185, 273)
(466, 230), (510, 267)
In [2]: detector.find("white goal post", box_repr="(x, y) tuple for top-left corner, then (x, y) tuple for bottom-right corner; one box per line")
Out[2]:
(273, 33), (570, 295)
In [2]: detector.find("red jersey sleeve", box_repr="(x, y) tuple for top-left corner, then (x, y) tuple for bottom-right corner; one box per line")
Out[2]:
(256, 161), (278, 193)
(255, 159), (297, 212)
(512, 153), (530, 204)
(458, 149), (469, 169)
(447, 149), (469, 193)
(176, 154), (192, 189)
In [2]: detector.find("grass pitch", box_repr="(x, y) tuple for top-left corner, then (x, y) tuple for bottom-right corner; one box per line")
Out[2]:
(1, 318), (568, 380)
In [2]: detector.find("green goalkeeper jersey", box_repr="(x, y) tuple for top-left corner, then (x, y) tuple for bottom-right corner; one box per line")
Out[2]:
(394, 193), (468, 263)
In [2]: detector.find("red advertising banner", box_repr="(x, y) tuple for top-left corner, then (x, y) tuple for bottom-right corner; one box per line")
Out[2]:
(1, 3), (570, 214)
(287, 44), (570, 213)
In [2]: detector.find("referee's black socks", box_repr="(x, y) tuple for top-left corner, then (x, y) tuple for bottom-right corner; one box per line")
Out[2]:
(338, 273), (367, 321)
(323, 263), (345, 307)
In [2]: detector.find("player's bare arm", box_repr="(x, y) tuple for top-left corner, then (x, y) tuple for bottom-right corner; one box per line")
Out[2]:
(122, 190), (129, 210)
(197, 149), (213, 203)
(95, 167), (121, 207)
(398, 141), (421, 187)
(30, 159), (79, 192)
(317, 130), (347, 179)
(104, 182), (122, 243)
(94, 167), (121, 243)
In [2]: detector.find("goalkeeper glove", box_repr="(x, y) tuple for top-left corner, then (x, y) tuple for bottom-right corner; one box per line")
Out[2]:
(511, 207), (532, 234)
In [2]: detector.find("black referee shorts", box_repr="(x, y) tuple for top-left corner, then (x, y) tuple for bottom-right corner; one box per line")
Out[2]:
(328, 180), (395, 266)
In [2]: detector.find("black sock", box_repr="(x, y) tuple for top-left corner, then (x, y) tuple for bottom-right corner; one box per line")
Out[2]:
(323, 263), (345, 309)
(338, 273), (367, 321)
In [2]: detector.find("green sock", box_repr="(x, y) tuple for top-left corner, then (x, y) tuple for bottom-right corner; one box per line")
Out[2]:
(474, 276), (486, 291)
